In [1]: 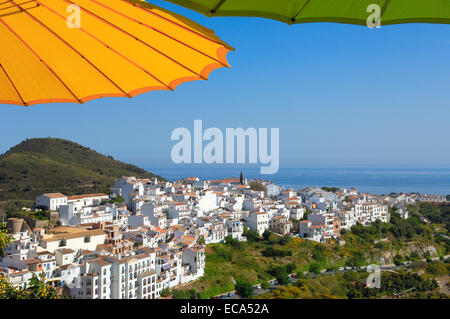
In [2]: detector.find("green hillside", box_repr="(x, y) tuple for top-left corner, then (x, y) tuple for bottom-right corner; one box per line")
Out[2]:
(0, 138), (165, 204)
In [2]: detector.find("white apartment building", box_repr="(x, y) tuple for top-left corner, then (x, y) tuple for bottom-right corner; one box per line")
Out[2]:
(35, 193), (67, 211)
(168, 202), (191, 219)
(226, 220), (246, 241)
(106, 252), (157, 299)
(336, 210), (356, 230)
(182, 245), (205, 279)
(71, 258), (112, 299)
(59, 204), (113, 226)
(198, 190), (217, 212)
(354, 203), (389, 225)
(246, 212), (269, 236)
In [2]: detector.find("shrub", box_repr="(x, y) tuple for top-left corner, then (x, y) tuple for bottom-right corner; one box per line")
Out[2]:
(262, 247), (292, 257)
(308, 262), (322, 274)
(425, 262), (448, 276)
(235, 280), (253, 299)
(0, 273), (60, 299)
(276, 272), (290, 286)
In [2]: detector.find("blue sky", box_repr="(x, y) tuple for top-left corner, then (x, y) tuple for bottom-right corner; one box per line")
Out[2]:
(1, 0), (450, 171)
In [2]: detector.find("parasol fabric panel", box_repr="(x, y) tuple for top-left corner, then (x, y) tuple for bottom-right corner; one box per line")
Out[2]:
(0, 0), (233, 106)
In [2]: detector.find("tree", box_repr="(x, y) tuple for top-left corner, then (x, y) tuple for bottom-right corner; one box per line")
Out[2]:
(225, 235), (244, 250)
(276, 272), (290, 286)
(312, 245), (326, 263)
(249, 181), (267, 193)
(235, 280), (253, 299)
(261, 281), (270, 289)
(240, 171), (244, 185)
(160, 288), (170, 297)
(112, 196), (124, 203)
(286, 263), (297, 274)
(243, 228), (260, 242)
(393, 255), (403, 266)
(188, 288), (199, 299)
(278, 235), (290, 245)
(308, 262), (322, 275)
(262, 229), (271, 241)
(172, 289), (188, 299)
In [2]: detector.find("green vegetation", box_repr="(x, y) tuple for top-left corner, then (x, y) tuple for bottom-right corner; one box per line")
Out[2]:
(105, 196), (124, 204)
(0, 138), (165, 209)
(300, 209), (312, 221)
(0, 272), (61, 299)
(235, 279), (253, 298)
(258, 266), (445, 299)
(1, 227), (60, 299)
(321, 187), (339, 192)
(181, 203), (449, 299)
(408, 202), (450, 233)
(179, 231), (348, 298)
(7, 209), (49, 221)
(170, 288), (200, 299)
(347, 271), (440, 299)
(0, 222), (12, 257)
(262, 246), (292, 257)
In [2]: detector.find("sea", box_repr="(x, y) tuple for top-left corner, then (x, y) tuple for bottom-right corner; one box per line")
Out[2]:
(144, 166), (450, 196)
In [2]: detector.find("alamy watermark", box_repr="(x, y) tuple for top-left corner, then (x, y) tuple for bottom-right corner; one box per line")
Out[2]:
(170, 120), (279, 174)
(63, 3), (381, 30)
(66, 4), (81, 29)
(367, 4), (382, 29)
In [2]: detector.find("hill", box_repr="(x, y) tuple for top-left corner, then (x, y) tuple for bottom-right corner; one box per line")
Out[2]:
(0, 138), (165, 206)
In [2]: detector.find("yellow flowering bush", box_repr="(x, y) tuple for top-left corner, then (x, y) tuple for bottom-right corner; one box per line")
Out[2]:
(0, 272), (60, 299)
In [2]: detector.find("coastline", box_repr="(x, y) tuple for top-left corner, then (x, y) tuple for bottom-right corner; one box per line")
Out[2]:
(145, 167), (450, 195)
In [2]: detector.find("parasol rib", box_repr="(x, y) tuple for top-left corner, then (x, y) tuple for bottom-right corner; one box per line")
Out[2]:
(0, 14), (82, 104)
(210, 0), (225, 14)
(292, 0), (311, 23)
(381, 0), (392, 19)
(90, 0), (227, 67)
(119, 0), (229, 48)
(0, 62), (27, 105)
(64, 0), (207, 81)
(36, 0), (172, 91)
(6, 0), (132, 100)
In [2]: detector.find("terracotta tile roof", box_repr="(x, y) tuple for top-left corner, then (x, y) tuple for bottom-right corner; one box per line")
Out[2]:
(67, 193), (108, 201)
(91, 258), (112, 267)
(42, 193), (66, 198)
